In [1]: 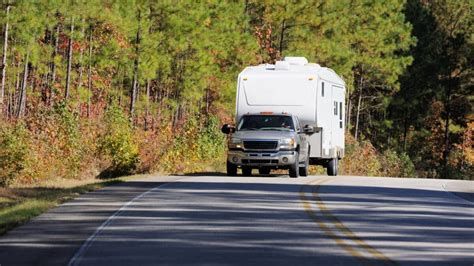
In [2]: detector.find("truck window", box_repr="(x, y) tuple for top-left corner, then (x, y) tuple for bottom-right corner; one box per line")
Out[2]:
(237, 115), (295, 131)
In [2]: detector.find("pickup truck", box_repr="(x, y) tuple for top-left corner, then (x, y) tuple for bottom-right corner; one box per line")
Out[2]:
(222, 113), (314, 177)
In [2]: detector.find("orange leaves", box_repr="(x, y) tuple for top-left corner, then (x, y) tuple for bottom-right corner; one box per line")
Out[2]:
(254, 25), (280, 62)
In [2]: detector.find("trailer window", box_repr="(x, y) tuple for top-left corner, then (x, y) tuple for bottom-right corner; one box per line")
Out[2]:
(322, 82), (325, 97)
(339, 102), (343, 120)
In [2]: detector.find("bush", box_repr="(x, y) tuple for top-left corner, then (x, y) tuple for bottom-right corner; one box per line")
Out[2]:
(196, 116), (226, 160)
(53, 103), (82, 178)
(380, 149), (416, 177)
(159, 115), (226, 173)
(0, 123), (29, 187)
(99, 104), (139, 176)
(340, 134), (382, 176)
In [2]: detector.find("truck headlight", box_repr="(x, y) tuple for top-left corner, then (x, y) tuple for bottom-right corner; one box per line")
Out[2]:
(229, 137), (242, 149)
(280, 138), (296, 149)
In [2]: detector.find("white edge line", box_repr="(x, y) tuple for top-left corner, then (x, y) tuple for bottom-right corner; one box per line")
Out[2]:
(68, 179), (184, 266)
(441, 182), (474, 205)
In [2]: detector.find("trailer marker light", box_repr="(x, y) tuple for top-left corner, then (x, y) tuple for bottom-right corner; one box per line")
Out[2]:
(243, 77), (248, 80)
(309, 77), (314, 80)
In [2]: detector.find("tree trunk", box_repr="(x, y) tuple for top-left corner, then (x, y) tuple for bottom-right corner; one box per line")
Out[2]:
(77, 18), (85, 91)
(354, 75), (364, 141)
(49, 23), (60, 106)
(65, 17), (74, 100)
(144, 79), (150, 130)
(129, 11), (141, 118)
(442, 81), (452, 170)
(402, 115), (408, 151)
(87, 24), (93, 118)
(278, 19), (286, 56)
(0, 5), (11, 108)
(13, 57), (20, 115)
(17, 51), (29, 118)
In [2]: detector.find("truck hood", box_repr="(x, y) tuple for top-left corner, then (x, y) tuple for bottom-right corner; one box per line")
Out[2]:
(232, 130), (296, 140)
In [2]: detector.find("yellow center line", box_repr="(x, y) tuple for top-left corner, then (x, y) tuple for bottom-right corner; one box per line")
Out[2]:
(299, 180), (372, 266)
(300, 177), (397, 266)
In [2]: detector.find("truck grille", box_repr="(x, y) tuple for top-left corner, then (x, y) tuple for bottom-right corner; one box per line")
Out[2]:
(243, 141), (278, 150)
(242, 159), (279, 164)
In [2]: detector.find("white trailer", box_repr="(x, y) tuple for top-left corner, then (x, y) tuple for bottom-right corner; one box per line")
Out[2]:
(235, 57), (345, 173)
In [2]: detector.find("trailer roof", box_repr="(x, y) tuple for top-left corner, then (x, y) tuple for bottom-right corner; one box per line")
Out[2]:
(239, 59), (345, 86)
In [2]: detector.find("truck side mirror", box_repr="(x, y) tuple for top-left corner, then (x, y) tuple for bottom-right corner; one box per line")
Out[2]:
(221, 124), (235, 134)
(303, 125), (315, 134)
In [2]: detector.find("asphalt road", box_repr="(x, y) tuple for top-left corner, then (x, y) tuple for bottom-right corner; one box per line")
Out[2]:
(0, 174), (472, 266)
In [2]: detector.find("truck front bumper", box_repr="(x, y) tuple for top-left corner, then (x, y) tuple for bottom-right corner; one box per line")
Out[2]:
(227, 150), (297, 167)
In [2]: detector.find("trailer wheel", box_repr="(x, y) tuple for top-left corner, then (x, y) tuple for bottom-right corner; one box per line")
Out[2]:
(227, 161), (237, 176)
(259, 167), (271, 175)
(327, 157), (338, 176)
(289, 152), (300, 178)
(242, 167), (252, 176)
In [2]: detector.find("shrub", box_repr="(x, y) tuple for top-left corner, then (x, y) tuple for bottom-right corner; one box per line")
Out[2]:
(99, 104), (139, 176)
(380, 149), (416, 177)
(340, 133), (382, 176)
(0, 123), (29, 187)
(196, 116), (226, 160)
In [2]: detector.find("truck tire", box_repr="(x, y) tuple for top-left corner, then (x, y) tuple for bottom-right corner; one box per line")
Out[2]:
(259, 167), (271, 175)
(289, 152), (300, 178)
(327, 157), (338, 176)
(227, 161), (237, 176)
(242, 167), (252, 176)
(299, 153), (309, 177)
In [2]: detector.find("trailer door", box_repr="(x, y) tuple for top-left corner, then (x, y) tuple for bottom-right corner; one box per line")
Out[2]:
(331, 85), (345, 154)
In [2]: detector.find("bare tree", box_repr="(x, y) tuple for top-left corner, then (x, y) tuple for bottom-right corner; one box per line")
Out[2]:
(0, 4), (11, 109)
(65, 17), (74, 100)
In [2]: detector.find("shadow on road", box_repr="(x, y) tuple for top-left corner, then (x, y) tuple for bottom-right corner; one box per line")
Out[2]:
(0, 176), (472, 265)
(173, 171), (290, 178)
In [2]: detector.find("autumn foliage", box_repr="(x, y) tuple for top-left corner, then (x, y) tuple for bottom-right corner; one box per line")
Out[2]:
(0, 1), (472, 187)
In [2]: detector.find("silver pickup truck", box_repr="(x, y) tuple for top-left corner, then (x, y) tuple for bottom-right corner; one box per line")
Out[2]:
(222, 113), (314, 178)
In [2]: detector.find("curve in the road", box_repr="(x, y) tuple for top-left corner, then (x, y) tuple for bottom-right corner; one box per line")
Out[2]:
(301, 177), (397, 266)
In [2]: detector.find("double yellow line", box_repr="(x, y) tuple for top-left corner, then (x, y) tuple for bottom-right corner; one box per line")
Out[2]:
(299, 178), (397, 266)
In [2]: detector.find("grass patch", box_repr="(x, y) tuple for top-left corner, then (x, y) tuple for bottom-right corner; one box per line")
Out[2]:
(0, 179), (124, 236)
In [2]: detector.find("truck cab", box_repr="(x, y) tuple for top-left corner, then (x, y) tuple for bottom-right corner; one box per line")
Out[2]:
(222, 113), (314, 177)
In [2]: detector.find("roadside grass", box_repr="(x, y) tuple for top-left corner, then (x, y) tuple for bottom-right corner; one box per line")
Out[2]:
(0, 177), (132, 236)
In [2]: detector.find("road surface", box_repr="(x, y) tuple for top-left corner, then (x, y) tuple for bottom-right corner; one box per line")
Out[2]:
(0, 174), (472, 265)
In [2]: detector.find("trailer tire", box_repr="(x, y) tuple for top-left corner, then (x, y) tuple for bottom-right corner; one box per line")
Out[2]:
(259, 168), (271, 175)
(289, 152), (300, 178)
(327, 157), (338, 176)
(242, 167), (252, 176)
(227, 161), (237, 176)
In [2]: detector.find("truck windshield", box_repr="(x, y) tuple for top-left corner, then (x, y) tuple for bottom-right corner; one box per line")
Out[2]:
(237, 115), (294, 131)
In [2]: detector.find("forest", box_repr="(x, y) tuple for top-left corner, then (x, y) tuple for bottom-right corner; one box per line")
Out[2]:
(0, 0), (472, 187)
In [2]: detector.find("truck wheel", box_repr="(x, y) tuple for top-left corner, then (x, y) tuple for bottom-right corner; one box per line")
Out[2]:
(227, 161), (237, 176)
(299, 153), (309, 177)
(242, 167), (252, 176)
(259, 168), (271, 175)
(289, 152), (300, 178)
(327, 157), (338, 176)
